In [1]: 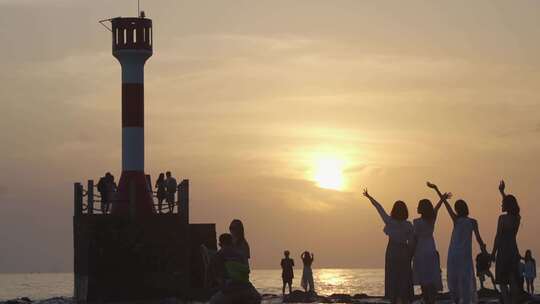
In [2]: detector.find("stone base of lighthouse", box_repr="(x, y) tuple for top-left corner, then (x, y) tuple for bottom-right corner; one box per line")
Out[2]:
(112, 171), (155, 215)
(73, 216), (217, 302)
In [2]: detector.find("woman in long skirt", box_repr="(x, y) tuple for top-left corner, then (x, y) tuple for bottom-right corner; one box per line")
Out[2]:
(411, 189), (446, 304)
(428, 182), (488, 304)
(363, 189), (413, 304)
(300, 251), (315, 293)
(492, 181), (521, 304)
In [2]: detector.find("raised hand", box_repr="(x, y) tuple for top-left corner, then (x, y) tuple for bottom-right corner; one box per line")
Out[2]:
(442, 192), (453, 200)
(427, 181), (438, 189)
(363, 188), (371, 199)
(499, 180), (505, 193)
(362, 189), (389, 223)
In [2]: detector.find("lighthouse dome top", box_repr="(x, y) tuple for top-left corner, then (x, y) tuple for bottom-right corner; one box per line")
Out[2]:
(111, 14), (152, 53)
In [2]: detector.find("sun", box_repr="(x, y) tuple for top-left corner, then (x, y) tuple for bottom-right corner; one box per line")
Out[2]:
(314, 158), (344, 191)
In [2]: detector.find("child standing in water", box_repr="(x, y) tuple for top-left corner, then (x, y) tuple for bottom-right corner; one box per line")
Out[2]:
(523, 250), (536, 295)
(281, 250), (295, 295)
(301, 251), (315, 294)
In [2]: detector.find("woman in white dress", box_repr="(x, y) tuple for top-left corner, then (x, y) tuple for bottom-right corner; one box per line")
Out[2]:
(363, 189), (414, 304)
(411, 188), (447, 304)
(428, 182), (488, 304)
(301, 251), (315, 293)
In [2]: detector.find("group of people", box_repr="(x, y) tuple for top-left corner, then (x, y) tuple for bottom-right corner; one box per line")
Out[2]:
(280, 250), (315, 295)
(95, 171), (179, 214)
(96, 172), (117, 213)
(209, 219), (261, 304)
(364, 180), (532, 304)
(154, 171), (177, 213)
(476, 248), (537, 296)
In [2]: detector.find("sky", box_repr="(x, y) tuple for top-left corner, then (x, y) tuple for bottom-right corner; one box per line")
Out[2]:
(1, 0), (540, 272)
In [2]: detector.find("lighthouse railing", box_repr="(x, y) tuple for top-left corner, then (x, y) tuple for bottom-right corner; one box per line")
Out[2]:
(74, 178), (189, 222)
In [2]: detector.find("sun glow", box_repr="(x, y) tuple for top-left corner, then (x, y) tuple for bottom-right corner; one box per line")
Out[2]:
(314, 158), (345, 191)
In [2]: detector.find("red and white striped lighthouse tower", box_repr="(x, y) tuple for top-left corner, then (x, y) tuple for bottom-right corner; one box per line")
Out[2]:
(109, 13), (154, 215)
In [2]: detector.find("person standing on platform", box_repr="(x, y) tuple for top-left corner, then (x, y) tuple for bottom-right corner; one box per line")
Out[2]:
(155, 173), (167, 214)
(97, 173), (109, 214)
(165, 171), (177, 213)
(106, 173), (117, 213)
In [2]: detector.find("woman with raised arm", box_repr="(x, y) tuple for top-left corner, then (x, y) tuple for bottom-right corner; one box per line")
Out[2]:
(492, 180), (521, 304)
(363, 189), (413, 304)
(411, 190), (449, 304)
(300, 251), (315, 294)
(427, 182), (488, 304)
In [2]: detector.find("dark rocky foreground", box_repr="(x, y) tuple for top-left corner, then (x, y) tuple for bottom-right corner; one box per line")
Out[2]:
(278, 288), (504, 303)
(2, 289), (539, 304)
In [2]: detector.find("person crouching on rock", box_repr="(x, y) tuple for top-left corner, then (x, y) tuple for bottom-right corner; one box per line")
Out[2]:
(281, 250), (295, 295)
(476, 251), (498, 292)
(210, 233), (261, 304)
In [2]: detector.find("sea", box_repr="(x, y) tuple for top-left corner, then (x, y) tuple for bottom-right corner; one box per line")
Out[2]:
(1, 269), (538, 302)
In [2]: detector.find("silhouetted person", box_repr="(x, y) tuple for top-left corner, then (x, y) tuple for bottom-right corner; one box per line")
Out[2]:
(281, 250), (295, 295)
(165, 171), (177, 213)
(109, 174), (117, 197)
(492, 180), (521, 304)
(428, 182), (488, 304)
(363, 189), (413, 304)
(97, 172), (115, 214)
(519, 260), (526, 293)
(209, 233), (261, 304)
(523, 250), (536, 295)
(155, 173), (167, 214)
(229, 219), (251, 266)
(411, 191), (446, 304)
(476, 252), (498, 291)
(97, 173), (109, 213)
(228, 219), (261, 301)
(300, 251), (314, 294)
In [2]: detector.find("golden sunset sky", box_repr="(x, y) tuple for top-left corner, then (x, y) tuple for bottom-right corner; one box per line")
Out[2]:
(1, 0), (540, 271)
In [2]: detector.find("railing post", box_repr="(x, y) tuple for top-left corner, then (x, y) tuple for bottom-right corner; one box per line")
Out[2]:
(87, 180), (94, 215)
(145, 174), (156, 214)
(74, 182), (83, 216)
(129, 180), (136, 219)
(179, 179), (189, 224)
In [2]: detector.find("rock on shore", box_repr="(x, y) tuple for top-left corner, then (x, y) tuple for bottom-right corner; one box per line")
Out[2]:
(2, 290), (540, 304)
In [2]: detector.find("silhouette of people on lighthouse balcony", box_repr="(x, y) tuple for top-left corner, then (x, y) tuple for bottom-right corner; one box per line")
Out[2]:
(97, 172), (117, 214)
(165, 171), (177, 213)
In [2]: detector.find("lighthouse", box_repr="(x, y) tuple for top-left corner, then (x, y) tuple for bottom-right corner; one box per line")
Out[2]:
(73, 11), (217, 302)
(111, 12), (154, 215)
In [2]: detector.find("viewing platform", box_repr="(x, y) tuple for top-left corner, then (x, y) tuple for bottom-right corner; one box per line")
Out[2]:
(72, 178), (217, 302)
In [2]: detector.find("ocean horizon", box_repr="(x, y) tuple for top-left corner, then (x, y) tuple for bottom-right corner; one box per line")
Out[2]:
(2, 268), (539, 301)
